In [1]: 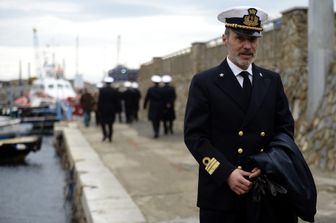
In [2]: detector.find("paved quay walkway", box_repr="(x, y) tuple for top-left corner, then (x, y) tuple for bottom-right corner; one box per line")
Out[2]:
(76, 120), (336, 223)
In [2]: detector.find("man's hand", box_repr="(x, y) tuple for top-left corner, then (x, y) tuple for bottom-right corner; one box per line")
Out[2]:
(227, 167), (262, 195)
(249, 167), (261, 179)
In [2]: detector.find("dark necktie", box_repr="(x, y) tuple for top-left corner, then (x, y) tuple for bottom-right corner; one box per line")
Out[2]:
(240, 71), (252, 111)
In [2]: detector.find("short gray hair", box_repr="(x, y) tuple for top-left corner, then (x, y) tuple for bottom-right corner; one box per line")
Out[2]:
(224, 28), (231, 36)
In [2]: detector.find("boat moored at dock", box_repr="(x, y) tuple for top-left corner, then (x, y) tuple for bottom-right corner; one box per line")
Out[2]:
(0, 135), (42, 164)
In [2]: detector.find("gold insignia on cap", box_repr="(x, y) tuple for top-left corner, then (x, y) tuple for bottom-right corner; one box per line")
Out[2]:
(202, 157), (220, 175)
(243, 8), (260, 27)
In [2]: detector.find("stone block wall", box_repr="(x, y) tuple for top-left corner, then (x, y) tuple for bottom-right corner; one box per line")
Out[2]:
(138, 8), (336, 170)
(302, 64), (336, 170)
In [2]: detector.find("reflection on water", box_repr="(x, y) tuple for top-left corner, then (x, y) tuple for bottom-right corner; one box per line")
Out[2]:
(0, 136), (71, 223)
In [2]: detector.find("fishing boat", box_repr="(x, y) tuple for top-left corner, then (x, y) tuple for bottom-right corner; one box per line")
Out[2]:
(17, 106), (59, 135)
(0, 115), (41, 163)
(0, 116), (33, 139)
(0, 116), (20, 127)
(0, 135), (42, 164)
(24, 72), (77, 133)
(28, 77), (76, 107)
(23, 44), (77, 133)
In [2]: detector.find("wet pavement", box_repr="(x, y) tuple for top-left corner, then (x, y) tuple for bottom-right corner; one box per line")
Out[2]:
(78, 120), (336, 223)
(0, 136), (71, 223)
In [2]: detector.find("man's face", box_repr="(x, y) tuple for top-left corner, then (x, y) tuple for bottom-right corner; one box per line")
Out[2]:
(223, 30), (259, 70)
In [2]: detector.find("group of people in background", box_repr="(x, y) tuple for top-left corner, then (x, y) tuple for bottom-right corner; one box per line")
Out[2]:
(143, 74), (176, 139)
(79, 77), (142, 142)
(78, 73), (176, 142)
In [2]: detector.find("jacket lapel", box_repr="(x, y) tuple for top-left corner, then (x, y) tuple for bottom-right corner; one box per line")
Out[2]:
(214, 59), (246, 111)
(241, 64), (271, 127)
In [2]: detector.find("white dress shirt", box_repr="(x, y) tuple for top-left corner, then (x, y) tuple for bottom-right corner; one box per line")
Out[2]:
(226, 57), (253, 87)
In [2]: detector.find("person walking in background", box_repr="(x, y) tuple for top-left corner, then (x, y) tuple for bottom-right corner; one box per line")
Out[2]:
(79, 88), (95, 127)
(131, 82), (141, 122)
(98, 77), (119, 142)
(161, 75), (176, 135)
(115, 83), (124, 123)
(123, 81), (134, 123)
(93, 82), (103, 126)
(184, 6), (315, 223)
(63, 97), (74, 121)
(143, 75), (163, 138)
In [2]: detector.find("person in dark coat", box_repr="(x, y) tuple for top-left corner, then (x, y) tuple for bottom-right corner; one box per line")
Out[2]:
(123, 81), (135, 123)
(131, 82), (141, 122)
(79, 88), (95, 127)
(161, 75), (176, 134)
(98, 77), (119, 142)
(143, 75), (164, 138)
(115, 84), (124, 123)
(184, 6), (298, 223)
(94, 82), (103, 126)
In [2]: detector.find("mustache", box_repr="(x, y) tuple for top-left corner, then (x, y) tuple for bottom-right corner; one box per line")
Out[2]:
(239, 51), (254, 56)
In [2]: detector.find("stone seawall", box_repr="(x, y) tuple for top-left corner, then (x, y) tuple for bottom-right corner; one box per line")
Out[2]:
(138, 8), (336, 170)
(53, 122), (145, 223)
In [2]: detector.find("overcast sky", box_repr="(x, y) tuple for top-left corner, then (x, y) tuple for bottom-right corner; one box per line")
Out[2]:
(0, 0), (333, 83)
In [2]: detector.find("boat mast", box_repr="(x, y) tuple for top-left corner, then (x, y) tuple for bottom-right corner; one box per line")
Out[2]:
(116, 35), (121, 66)
(74, 36), (84, 89)
(33, 28), (42, 80)
(76, 36), (79, 75)
(18, 60), (23, 95)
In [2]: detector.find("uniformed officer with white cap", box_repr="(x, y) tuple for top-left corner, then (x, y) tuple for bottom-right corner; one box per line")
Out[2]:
(143, 75), (164, 138)
(131, 82), (141, 121)
(98, 76), (119, 142)
(184, 6), (296, 223)
(94, 82), (103, 126)
(123, 81), (134, 123)
(161, 75), (176, 135)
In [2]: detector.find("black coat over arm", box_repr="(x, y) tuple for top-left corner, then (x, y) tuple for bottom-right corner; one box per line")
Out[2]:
(250, 133), (317, 222)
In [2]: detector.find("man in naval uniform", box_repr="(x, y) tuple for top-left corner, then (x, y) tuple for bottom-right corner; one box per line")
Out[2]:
(98, 77), (119, 142)
(143, 75), (164, 138)
(161, 75), (176, 135)
(184, 6), (296, 223)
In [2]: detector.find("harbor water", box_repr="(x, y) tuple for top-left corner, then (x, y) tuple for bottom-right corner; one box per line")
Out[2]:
(0, 136), (71, 223)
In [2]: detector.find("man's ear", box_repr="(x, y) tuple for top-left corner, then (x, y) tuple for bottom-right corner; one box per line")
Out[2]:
(222, 34), (228, 46)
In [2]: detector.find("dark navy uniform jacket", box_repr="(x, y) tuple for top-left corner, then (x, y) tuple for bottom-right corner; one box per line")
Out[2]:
(184, 59), (294, 210)
(98, 86), (119, 123)
(161, 84), (176, 120)
(143, 85), (164, 121)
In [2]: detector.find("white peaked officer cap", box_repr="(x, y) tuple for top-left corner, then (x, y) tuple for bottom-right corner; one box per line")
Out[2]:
(151, 75), (161, 83)
(124, 81), (132, 87)
(96, 82), (103, 88)
(162, 75), (172, 83)
(131, 82), (139, 88)
(217, 6), (268, 37)
(104, 76), (114, 83)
